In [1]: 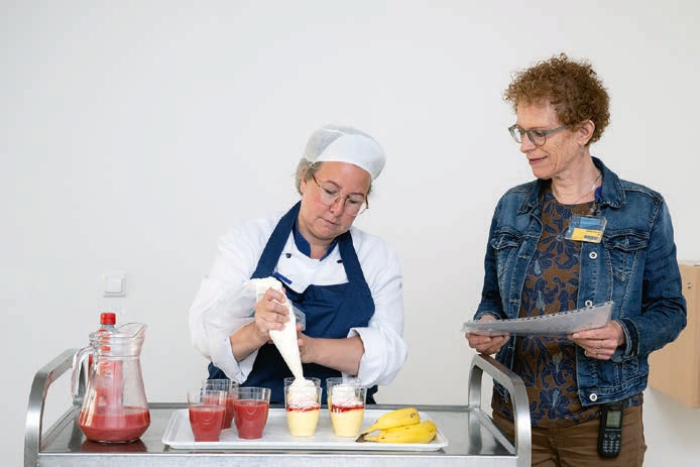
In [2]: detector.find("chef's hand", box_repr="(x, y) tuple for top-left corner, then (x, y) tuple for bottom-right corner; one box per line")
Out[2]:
(297, 330), (315, 364)
(568, 320), (625, 360)
(253, 288), (291, 342)
(465, 315), (510, 355)
(297, 333), (363, 375)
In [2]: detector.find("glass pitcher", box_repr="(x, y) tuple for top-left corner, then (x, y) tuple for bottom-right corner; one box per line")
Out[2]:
(71, 322), (150, 443)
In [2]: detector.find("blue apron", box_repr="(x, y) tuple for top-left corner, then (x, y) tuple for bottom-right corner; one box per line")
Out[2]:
(208, 202), (378, 405)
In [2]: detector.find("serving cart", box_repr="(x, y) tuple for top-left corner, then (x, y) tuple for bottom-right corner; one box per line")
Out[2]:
(25, 350), (531, 466)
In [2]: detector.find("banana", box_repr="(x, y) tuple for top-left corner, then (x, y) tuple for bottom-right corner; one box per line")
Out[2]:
(358, 420), (438, 444)
(360, 407), (421, 435)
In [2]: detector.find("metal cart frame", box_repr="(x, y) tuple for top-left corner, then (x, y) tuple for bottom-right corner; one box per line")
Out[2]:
(25, 349), (530, 466)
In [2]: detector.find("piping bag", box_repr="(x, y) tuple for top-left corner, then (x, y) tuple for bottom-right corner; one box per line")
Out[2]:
(246, 277), (305, 380)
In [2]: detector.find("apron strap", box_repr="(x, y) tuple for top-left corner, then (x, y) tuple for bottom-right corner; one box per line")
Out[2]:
(251, 201), (301, 279)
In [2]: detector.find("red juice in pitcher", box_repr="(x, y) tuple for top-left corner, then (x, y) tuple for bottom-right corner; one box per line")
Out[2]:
(72, 322), (151, 444)
(78, 406), (150, 443)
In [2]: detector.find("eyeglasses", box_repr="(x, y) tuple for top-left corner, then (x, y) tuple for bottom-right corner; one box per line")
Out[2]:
(508, 124), (568, 146)
(311, 175), (368, 216)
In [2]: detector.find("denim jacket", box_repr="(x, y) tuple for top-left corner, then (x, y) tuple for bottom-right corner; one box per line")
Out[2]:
(476, 157), (687, 407)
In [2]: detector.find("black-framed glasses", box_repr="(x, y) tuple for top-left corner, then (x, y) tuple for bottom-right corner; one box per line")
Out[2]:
(311, 175), (368, 216)
(508, 124), (568, 146)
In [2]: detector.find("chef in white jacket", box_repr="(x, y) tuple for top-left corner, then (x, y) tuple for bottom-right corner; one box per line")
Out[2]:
(189, 124), (407, 404)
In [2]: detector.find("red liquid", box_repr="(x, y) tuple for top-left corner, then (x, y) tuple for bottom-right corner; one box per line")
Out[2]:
(233, 399), (269, 439)
(200, 392), (233, 429)
(224, 394), (235, 429)
(286, 405), (320, 413)
(330, 404), (364, 413)
(78, 406), (150, 443)
(189, 405), (226, 441)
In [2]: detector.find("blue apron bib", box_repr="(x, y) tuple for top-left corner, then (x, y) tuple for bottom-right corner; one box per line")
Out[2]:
(208, 202), (377, 404)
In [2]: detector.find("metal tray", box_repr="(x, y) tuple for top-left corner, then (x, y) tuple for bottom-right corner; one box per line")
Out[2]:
(162, 408), (448, 451)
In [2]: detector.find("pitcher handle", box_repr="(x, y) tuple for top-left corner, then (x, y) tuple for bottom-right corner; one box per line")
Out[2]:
(70, 344), (93, 400)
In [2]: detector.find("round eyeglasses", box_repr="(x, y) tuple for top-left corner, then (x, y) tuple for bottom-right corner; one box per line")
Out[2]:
(311, 175), (368, 216)
(508, 124), (568, 146)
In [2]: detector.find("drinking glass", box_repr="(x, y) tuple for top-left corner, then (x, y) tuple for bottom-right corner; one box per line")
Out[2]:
(187, 389), (226, 442)
(232, 387), (271, 439)
(326, 377), (366, 437)
(202, 379), (238, 429)
(284, 382), (322, 436)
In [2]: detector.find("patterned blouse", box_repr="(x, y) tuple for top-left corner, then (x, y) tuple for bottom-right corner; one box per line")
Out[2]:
(492, 188), (601, 428)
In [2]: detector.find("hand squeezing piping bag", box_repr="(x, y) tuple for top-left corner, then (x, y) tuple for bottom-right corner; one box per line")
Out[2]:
(247, 277), (305, 380)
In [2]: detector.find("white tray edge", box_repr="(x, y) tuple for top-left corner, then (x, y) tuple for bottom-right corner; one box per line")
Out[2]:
(162, 408), (448, 452)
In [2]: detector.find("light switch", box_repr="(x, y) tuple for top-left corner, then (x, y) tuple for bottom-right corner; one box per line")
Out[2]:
(103, 272), (126, 297)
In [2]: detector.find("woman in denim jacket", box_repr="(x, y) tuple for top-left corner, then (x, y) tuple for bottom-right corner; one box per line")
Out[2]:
(465, 54), (686, 467)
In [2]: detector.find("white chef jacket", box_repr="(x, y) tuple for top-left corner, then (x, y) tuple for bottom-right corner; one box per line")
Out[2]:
(188, 209), (407, 388)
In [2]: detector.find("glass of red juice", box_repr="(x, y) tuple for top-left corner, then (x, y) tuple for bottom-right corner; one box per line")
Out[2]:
(187, 389), (227, 442)
(202, 379), (238, 429)
(232, 387), (271, 439)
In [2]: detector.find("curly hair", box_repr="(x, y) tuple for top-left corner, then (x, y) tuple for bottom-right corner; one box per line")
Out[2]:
(504, 53), (610, 144)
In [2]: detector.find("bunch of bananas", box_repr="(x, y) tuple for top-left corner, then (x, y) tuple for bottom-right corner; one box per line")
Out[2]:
(355, 407), (437, 444)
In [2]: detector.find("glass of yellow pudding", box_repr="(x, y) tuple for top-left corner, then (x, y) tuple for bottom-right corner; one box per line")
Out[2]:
(284, 379), (322, 437)
(326, 377), (366, 437)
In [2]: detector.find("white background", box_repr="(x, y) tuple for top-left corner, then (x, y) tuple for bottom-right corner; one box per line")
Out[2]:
(3, 1), (700, 465)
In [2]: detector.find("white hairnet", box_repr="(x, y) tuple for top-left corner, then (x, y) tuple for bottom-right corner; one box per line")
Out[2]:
(302, 124), (386, 181)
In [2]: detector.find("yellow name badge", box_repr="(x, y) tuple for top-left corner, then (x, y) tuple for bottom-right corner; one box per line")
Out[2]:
(565, 216), (607, 243)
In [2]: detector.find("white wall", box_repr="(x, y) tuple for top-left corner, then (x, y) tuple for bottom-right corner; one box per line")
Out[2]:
(3, 1), (699, 465)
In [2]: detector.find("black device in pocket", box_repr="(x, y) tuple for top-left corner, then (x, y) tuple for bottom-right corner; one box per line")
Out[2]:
(598, 402), (623, 458)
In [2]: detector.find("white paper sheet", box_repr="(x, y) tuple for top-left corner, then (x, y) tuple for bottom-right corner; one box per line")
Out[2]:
(461, 301), (613, 337)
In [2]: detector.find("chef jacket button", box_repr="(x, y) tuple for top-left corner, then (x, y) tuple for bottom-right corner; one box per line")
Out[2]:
(585, 299), (593, 308)
(589, 251), (598, 260)
(589, 393), (598, 402)
(285, 253), (291, 258)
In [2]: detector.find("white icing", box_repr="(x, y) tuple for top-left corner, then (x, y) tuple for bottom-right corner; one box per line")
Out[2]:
(330, 383), (363, 407)
(287, 379), (319, 408)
